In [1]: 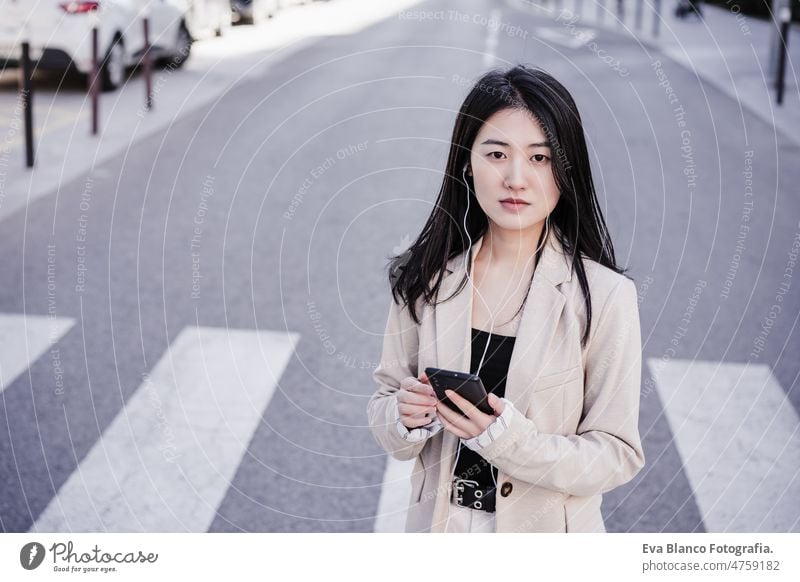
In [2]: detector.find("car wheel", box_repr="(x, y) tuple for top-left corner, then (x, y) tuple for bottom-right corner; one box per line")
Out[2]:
(99, 36), (125, 92)
(169, 23), (193, 68)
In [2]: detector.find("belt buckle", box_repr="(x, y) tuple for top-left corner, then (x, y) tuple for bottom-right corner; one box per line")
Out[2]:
(452, 478), (479, 505)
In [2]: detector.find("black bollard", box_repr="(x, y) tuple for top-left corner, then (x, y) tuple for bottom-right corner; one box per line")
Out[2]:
(143, 17), (153, 111)
(21, 42), (34, 168)
(776, 6), (791, 105)
(89, 27), (99, 135)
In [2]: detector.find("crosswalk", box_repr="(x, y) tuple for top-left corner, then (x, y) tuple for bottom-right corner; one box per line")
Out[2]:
(0, 313), (74, 396)
(374, 458), (415, 533)
(648, 358), (800, 533)
(22, 323), (299, 532)
(1, 313), (798, 532)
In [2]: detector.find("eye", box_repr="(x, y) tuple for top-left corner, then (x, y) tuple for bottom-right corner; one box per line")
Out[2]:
(487, 151), (506, 160)
(531, 154), (550, 163)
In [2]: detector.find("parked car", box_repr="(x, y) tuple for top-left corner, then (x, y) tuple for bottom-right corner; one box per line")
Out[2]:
(184, 0), (233, 39)
(230, 0), (280, 24)
(0, 0), (194, 92)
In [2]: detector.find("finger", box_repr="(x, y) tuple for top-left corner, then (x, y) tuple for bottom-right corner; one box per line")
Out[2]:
(408, 382), (436, 397)
(405, 385), (436, 402)
(419, 372), (429, 384)
(488, 393), (505, 415)
(436, 400), (474, 432)
(397, 387), (431, 403)
(443, 389), (479, 417)
(445, 389), (489, 420)
(403, 415), (433, 429)
(438, 399), (486, 435)
(401, 376), (431, 392)
(400, 411), (436, 424)
(398, 402), (437, 416)
(437, 412), (470, 439)
(397, 394), (438, 409)
(400, 377), (419, 391)
(401, 390), (437, 406)
(401, 377), (434, 397)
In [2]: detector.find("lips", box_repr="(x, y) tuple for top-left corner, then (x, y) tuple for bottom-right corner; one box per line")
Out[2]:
(499, 198), (530, 213)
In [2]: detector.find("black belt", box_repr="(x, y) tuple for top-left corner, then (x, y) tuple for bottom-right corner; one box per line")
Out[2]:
(452, 478), (496, 513)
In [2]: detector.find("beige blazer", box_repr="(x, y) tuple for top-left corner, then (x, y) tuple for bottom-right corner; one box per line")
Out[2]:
(367, 231), (645, 533)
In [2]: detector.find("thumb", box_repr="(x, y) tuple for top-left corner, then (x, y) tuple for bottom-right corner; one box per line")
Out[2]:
(488, 393), (504, 414)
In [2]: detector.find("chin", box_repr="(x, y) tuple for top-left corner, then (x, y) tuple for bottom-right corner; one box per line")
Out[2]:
(490, 217), (541, 232)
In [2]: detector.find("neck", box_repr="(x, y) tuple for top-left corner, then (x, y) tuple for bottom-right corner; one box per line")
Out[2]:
(478, 222), (547, 271)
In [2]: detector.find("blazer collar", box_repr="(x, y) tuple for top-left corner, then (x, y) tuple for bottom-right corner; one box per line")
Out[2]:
(431, 229), (573, 529)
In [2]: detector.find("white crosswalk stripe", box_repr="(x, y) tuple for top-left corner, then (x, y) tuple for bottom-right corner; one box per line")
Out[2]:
(374, 457), (414, 533)
(29, 325), (299, 532)
(648, 358), (800, 532)
(0, 313), (74, 395)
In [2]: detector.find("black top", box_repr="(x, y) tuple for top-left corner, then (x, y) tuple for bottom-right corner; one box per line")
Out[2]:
(452, 328), (516, 493)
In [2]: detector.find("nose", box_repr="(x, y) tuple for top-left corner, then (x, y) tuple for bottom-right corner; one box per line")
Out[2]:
(504, 157), (528, 191)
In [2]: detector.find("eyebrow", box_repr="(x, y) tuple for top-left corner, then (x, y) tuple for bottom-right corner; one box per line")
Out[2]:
(480, 138), (551, 148)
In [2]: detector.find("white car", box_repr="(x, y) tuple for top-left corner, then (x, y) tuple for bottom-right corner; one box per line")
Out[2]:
(0, 0), (204, 91)
(230, 0), (280, 25)
(184, 0), (232, 39)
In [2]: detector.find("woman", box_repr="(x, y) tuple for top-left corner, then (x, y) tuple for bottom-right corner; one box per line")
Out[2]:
(367, 65), (645, 533)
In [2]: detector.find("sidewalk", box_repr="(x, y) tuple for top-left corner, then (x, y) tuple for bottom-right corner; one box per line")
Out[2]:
(511, 0), (800, 145)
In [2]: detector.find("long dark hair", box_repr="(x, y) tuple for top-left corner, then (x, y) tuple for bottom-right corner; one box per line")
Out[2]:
(387, 65), (629, 347)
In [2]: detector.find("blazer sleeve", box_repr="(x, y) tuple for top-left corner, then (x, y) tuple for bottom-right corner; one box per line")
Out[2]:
(474, 277), (646, 497)
(366, 293), (430, 462)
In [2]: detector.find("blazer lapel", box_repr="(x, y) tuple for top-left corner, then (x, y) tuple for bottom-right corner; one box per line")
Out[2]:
(434, 236), (485, 375)
(507, 235), (571, 413)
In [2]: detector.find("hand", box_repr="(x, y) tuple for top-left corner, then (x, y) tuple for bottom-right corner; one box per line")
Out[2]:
(397, 373), (437, 429)
(436, 390), (505, 439)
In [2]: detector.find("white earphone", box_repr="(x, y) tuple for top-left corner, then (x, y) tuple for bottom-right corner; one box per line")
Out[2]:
(462, 162), (495, 375)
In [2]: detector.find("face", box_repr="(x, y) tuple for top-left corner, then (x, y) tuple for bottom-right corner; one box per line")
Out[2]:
(468, 108), (561, 235)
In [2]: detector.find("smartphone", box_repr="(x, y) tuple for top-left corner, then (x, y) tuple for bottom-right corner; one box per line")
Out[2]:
(425, 367), (493, 417)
